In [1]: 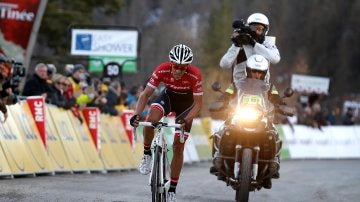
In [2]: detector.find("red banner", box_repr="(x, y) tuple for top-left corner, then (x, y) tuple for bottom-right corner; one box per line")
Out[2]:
(82, 107), (101, 152)
(26, 96), (46, 148)
(120, 110), (134, 147)
(0, 0), (41, 59)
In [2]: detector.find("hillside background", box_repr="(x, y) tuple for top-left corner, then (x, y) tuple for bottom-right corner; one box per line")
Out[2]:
(30, 0), (360, 116)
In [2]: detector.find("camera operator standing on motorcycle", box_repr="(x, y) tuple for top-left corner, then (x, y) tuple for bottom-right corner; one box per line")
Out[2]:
(213, 12), (281, 178)
(129, 44), (203, 202)
(220, 13), (280, 96)
(212, 54), (283, 189)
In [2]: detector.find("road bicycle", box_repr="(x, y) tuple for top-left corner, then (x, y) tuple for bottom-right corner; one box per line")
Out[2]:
(135, 121), (184, 202)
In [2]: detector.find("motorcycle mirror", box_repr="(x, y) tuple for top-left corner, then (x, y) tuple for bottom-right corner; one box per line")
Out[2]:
(283, 88), (294, 98)
(211, 81), (221, 92)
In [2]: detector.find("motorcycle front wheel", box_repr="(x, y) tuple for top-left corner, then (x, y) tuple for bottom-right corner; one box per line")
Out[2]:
(235, 148), (252, 202)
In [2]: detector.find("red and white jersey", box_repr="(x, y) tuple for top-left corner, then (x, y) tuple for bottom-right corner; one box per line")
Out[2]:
(147, 62), (203, 96)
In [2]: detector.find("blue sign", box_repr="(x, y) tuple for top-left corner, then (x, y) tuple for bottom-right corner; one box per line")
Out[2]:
(75, 34), (92, 51)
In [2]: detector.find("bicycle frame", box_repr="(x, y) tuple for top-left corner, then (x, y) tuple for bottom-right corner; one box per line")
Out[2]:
(136, 121), (183, 202)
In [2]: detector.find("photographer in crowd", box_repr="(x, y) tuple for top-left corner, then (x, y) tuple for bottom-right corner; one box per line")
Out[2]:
(0, 53), (24, 122)
(220, 13), (280, 97)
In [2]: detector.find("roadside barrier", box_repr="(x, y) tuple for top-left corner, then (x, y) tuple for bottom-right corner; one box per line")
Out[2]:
(44, 104), (72, 173)
(9, 102), (54, 174)
(278, 124), (360, 159)
(212, 120), (360, 160)
(2, 100), (359, 179)
(49, 105), (90, 172)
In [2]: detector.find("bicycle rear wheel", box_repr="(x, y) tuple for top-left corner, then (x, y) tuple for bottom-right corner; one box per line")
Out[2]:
(151, 146), (166, 202)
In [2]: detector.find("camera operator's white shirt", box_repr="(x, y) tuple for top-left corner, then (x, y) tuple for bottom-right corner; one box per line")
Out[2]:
(219, 36), (280, 83)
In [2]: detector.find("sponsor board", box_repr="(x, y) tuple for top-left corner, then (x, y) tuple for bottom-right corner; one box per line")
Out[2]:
(98, 126), (124, 171)
(190, 118), (212, 161)
(282, 125), (360, 159)
(0, 141), (12, 176)
(109, 116), (139, 167)
(0, 0), (42, 61)
(44, 105), (72, 172)
(68, 111), (104, 172)
(0, 105), (36, 175)
(100, 114), (134, 169)
(26, 96), (46, 148)
(48, 106), (89, 172)
(82, 107), (100, 151)
(8, 103), (54, 174)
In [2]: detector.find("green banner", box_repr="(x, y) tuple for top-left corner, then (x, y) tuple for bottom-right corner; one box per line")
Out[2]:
(88, 56), (137, 73)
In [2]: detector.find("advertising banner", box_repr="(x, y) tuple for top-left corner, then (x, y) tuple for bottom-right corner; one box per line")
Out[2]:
(70, 25), (140, 73)
(120, 109), (135, 147)
(0, 106), (37, 175)
(281, 125), (360, 159)
(26, 96), (46, 148)
(291, 74), (330, 94)
(189, 118), (211, 161)
(44, 105), (72, 173)
(68, 110), (105, 172)
(88, 56), (137, 73)
(71, 28), (138, 56)
(8, 103), (54, 174)
(49, 107), (89, 172)
(0, 141), (12, 177)
(0, 0), (41, 62)
(82, 107), (101, 152)
(101, 114), (135, 169)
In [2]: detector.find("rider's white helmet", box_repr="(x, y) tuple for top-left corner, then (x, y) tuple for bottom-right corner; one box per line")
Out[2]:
(247, 13), (269, 35)
(246, 54), (269, 80)
(247, 54), (269, 71)
(169, 44), (193, 65)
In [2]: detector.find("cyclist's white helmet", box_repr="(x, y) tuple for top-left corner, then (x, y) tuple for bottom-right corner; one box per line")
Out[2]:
(169, 44), (193, 64)
(247, 13), (269, 35)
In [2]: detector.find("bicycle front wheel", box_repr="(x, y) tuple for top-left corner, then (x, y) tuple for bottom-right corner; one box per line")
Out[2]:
(151, 146), (166, 202)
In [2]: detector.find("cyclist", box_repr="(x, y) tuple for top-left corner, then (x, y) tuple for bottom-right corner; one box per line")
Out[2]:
(130, 44), (203, 202)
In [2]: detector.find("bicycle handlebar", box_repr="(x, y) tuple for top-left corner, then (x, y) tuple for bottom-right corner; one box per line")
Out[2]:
(138, 121), (182, 128)
(133, 121), (185, 143)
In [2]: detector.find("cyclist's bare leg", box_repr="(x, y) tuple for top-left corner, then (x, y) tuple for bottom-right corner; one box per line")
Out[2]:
(170, 135), (186, 179)
(168, 135), (186, 193)
(143, 107), (163, 145)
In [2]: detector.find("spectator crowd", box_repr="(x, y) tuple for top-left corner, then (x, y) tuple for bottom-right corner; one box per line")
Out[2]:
(1, 56), (359, 127)
(279, 93), (359, 131)
(18, 62), (150, 121)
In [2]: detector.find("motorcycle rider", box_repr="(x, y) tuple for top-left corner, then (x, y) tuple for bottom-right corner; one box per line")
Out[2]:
(220, 12), (280, 98)
(211, 54), (282, 189)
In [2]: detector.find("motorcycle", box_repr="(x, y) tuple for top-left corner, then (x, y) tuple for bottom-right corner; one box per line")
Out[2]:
(209, 78), (294, 202)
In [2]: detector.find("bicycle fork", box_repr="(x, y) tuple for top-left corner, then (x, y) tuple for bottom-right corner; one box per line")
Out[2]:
(149, 147), (168, 193)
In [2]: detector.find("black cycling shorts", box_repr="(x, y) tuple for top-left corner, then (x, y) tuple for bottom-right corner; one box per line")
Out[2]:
(150, 88), (194, 132)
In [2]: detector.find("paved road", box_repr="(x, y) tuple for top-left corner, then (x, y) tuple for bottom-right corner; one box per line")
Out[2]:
(0, 159), (359, 202)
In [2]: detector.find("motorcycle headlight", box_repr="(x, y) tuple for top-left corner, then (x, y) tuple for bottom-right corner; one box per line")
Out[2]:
(232, 106), (263, 127)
